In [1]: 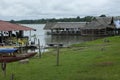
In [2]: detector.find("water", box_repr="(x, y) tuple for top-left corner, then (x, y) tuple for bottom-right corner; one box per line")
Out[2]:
(23, 24), (46, 46)
(21, 24), (102, 47)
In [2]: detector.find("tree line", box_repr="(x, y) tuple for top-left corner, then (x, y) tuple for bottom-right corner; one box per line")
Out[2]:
(9, 15), (106, 24)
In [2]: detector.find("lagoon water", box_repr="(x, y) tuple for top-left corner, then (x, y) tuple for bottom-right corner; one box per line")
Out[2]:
(22, 24), (101, 47)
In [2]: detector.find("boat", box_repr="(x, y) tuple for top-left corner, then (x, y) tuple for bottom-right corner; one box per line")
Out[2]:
(0, 48), (37, 63)
(0, 48), (37, 76)
(0, 52), (37, 63)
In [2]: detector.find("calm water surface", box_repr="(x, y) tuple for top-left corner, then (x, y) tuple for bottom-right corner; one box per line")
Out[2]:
(22, 24), (102, 47)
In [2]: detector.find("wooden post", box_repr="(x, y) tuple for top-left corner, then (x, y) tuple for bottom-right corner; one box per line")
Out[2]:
(56, 44), (59, 66)
(10, 73), (14, 80)
(1, 31), (4, 43)
(19, 30), (24, 38)
(1, 62), (6, 77)
(29, 30), (31, 41)
(8, 31), (12, 37)
(20, 44), (23, 54)
(38, 39), (41, 58)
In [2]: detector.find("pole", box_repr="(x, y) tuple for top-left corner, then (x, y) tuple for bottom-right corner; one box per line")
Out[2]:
(29, 30), (31, 41)
(10, 73), (14, 80)
(1, 62), (6, 77)
(56, 44), (59, 66)
(38, 39), (41, 58)
(1, 31), (4, 43)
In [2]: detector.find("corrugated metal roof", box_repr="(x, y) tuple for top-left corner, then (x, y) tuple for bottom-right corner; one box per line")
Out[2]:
(0, 20), (36, 31)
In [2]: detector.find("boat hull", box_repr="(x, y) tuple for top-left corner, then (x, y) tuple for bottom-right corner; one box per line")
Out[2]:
(0, 52), (37, 63)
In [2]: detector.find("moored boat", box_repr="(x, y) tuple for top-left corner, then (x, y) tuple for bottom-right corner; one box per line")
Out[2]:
(0, 48), (37, 76)
(0, 52), (37, 63)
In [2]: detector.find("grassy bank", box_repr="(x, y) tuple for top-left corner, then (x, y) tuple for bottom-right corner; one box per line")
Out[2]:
(1, 36), (120, 80)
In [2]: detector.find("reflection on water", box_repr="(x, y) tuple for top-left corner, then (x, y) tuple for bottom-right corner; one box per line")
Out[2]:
(22, 24), (104, 47)
(45, 35), (101, 46)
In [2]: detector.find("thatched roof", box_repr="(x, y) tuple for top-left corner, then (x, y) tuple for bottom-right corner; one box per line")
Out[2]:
(44, 22), (57, 30)
(52, 22), (86, 29)
(44, 22), (86, 30)
(82, 17), (115, 29)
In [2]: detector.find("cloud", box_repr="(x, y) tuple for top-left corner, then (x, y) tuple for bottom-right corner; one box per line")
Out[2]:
(0, 0), (120, 20)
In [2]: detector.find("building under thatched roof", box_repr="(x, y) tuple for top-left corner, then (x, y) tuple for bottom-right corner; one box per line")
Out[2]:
(44, 22), (86, 35)
(82, 17), (114, 29)
(81, 17), (120, 36)
(44, 17), (120, 36)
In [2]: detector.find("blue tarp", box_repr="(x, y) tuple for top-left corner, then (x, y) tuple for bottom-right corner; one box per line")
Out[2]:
(0, 48), (17, 53)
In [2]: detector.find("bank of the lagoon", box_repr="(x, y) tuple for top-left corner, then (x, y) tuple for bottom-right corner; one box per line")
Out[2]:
(0, 36), (120, 80)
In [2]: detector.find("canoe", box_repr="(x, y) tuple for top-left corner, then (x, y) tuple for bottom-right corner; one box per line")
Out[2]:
(0, 52), (37, 63)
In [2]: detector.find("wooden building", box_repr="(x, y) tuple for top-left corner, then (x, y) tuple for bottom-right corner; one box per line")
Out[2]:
(44, 17), (120, 36)
(81, 17), (120, 36)
(44, 22), (86, 35)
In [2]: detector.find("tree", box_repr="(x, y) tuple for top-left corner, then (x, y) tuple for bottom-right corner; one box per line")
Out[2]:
(10, 20), (15, 23)
(84, 16), (93, 22)
(76, 16), (81, 21)
(99, 14), (106, 17)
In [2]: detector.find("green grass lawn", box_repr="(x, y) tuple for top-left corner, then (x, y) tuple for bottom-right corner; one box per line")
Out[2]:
(1, 36), (120, 80)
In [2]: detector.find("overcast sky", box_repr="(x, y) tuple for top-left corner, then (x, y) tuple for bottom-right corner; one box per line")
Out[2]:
(0, 0), (120, 20)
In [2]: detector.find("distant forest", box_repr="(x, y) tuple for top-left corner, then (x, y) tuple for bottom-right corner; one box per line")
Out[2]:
(9, 15), (106, 24)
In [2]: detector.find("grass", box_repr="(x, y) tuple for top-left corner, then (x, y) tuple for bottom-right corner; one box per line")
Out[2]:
(1, 36), (120, 80)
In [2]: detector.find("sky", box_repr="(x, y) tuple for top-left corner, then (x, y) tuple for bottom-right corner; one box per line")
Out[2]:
(0, 0), (120, 20)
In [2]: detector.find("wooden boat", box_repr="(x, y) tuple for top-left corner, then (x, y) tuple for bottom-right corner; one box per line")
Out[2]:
(0, 52), (37, 63)
(0, 48), (37, 63)
(0, 48), (37, 76)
